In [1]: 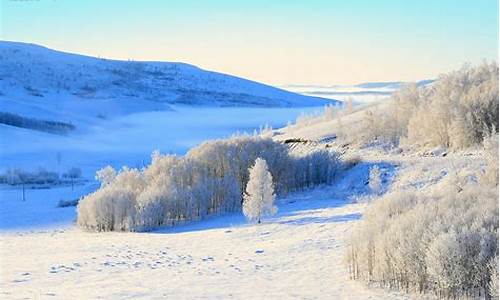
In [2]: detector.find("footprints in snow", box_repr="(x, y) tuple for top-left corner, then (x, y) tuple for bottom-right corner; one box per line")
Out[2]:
(49, 262), (82, 273)
(36, 244), (269, 279)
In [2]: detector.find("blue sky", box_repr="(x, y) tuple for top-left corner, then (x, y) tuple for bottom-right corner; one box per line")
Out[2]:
(1, 0), (498, 85)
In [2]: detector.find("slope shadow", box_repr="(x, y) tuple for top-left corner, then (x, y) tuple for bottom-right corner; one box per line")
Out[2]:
(277, 213), (362, 226)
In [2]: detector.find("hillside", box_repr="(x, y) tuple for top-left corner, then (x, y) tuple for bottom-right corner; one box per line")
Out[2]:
(0, 41), (336, 174)
(0, 41), (333, 113)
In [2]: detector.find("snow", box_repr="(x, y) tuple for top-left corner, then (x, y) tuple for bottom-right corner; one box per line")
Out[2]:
(0, 97), (474, 298)
(0, 106), (323, 174)
(0, 84), (419, 299)
(0, 183), (97, 231)
(0, 42), (451, 299)
(276, 101), (390, 143)
(281, 84), (394, 105)
(0, 41), (335, 112)
(0, 161), (410, 299)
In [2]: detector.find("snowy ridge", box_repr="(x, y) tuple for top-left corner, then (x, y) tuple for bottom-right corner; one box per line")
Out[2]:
(0, 41), (334, 109)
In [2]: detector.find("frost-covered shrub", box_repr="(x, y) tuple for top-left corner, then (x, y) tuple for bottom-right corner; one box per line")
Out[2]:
(64, 167), (82, 179)
(368, 165), (382, 195)
(347, 169), (499, 298)
(95, 165), (116, 187)
(488, 256), (499, 299)
(78, 135), (341, 231)
(359, 62), (499, 149)
(0, 168), (60, 185)
(77, 167), (144, 231)
(481, 134), (499, 186)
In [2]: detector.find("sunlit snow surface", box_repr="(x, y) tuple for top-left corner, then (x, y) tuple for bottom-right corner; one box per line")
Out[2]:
(0, 41), (437, 299)
(0, 159), (410, 299)
(1, 106), (322, 173)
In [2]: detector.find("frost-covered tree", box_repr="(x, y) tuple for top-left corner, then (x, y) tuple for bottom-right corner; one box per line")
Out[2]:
(368, 165), (382, 195)
(347, 167), (499, 298)
(243, 158), (277, 223)
(357, 62), (499, 149)
(95, 165), (116, 187)
(65, 167), (82, 190)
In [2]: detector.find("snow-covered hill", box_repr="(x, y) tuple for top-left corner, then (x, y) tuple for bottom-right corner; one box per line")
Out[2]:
(0, 41), (336, 175)
(0, 41), (333, 114)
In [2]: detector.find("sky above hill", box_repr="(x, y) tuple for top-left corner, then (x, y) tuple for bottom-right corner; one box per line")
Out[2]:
(1, 0), (498, 85)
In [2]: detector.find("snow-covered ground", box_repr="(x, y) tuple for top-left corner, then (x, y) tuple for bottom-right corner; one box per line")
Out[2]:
(1, 139), (477, 299)
(0, 159), (413, 299)
(2, 109), (483, 299)
(0, 84), (451, 299)
(0, 42), (453, 300)
(0, 105), (324, 233)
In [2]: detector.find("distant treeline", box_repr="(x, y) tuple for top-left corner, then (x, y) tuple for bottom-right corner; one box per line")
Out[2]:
(0, 112), (75, 135)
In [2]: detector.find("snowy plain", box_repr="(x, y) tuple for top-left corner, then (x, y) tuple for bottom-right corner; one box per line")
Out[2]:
(1, 138), (475, 299)
(1, 159), (414, 300)
(0, 42), (447, 299)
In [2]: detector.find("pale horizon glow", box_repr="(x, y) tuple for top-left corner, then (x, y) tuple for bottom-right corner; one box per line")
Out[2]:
(1, 0), (498, 85)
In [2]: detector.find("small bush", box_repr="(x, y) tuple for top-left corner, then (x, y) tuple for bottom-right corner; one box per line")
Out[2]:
(57, 198), (80, 208)
(347, 164), (499, 298)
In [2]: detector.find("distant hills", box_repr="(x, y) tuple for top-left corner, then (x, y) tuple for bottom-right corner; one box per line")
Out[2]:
(0, 41), (334, 108)
(353, 79), (434, 89)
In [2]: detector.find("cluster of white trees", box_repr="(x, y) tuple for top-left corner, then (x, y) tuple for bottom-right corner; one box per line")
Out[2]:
(346, 135), (499, 299)
(360, 62), (498, 149)
(0, 167), (81, 186)
(77, 135), (340, 232)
